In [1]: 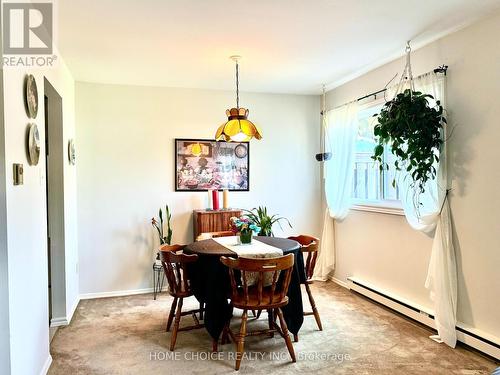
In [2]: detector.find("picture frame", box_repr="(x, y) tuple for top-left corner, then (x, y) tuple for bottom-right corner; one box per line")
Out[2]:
(27, 123), (40, 166)
(68, 139), (76, 165)
(175, 138), (249, 191)
(25, 74), (39, 119)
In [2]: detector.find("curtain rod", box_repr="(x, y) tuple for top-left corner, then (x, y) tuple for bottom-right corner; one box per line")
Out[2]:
(320, 65), (448, 115)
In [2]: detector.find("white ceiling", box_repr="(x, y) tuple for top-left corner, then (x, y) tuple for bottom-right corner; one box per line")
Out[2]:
(58, 0), (500, 94)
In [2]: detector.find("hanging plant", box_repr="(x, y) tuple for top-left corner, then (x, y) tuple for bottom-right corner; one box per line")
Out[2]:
(372, 89), (445, 193)
(372, 42), (446, 194)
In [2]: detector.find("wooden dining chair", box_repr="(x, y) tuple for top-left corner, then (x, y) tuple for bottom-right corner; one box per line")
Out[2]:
(159, 244), (204, 351)
(195, 230), (234, 241)
(288, 235), (322, 341)
(220, 254), (296, 371)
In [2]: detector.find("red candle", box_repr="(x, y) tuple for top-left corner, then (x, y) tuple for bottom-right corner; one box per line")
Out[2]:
(212, 189), (219, 210)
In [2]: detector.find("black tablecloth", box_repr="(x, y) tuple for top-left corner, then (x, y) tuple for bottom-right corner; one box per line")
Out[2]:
(185, 237), (306, 340)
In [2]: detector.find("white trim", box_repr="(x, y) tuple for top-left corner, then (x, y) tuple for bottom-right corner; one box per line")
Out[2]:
(40, 355), (52, 375)
(67, 296), (80, 324)
(50, 317), (68, 327)
(346, 276), (500, 360)
(49, 296), (81, 327)
(329, 276), (350, 289)
(351, 204), (405, 216)
(79, 286), (168, 300)
(310, 275), (350, 288)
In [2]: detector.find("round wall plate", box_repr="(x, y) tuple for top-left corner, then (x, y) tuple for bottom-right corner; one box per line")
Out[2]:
(25, 74), (38, 119)
(28, 123), (40, 166)
(234, 143), (248, 158)
(68, 139), (76, 165)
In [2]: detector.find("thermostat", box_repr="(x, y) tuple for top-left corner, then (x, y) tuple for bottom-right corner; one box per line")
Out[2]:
(13, 164), (24, 185)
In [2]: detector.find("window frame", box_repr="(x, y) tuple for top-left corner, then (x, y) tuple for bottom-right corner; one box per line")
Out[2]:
(351, 98), (404, 215)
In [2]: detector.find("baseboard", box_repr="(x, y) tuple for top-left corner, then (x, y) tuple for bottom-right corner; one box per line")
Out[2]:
(50, 296), (81, 327)
(67, 296), (80, 324)
(40, 355), (52, 375)
(79, 286), (168, 300)
(329, 276), (349, 289)
(50, 317), (68, 327)
(346, 276), (500, 360)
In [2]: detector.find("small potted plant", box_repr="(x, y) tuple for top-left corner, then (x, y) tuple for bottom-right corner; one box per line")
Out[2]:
(230, 216), (261, 244)
(151, 205), (173, 260)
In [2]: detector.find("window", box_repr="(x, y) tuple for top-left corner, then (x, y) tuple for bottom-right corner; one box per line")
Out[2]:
(351, 101), (402, 213)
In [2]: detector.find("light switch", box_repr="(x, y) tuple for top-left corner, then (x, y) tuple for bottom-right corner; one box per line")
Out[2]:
(13, 164), (24, 185)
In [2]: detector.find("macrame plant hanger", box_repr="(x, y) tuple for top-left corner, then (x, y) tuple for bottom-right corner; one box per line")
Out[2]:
(393, 41), (416, 99)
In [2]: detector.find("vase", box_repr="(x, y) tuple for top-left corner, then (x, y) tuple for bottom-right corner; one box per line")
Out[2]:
(239, 230), (252, 244)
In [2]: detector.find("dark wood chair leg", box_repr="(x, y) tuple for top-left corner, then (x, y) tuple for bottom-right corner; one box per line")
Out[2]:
(221, 322), (231, 344)
(276, 308), (296, 363)
(267, 309), (274, 337)
(305, 283), (323, 331)
(199, 301), (204, 320)
(255, 310), (262, 319)
(166, 297), (178, 332)
(235, 309), (248, 371)
(170, 297), (183, 351)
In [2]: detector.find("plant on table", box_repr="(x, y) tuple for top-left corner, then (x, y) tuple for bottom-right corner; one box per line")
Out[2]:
(151, 205), (173, 259)
(230, 216), (261, 244)
(243, 206), (292, 236)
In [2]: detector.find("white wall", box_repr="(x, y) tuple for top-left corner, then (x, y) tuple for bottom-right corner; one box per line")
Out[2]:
(325, 11), (500, 341)
(76, 83), (320, 295)
(2, 56), (78, 374)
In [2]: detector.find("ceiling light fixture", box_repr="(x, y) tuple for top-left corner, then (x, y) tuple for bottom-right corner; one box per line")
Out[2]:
(215, 56), (262, 142)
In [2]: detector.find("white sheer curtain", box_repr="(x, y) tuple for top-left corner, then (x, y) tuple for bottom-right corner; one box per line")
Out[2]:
(393, 73), (457, 347)
(313, 102), (359, 280)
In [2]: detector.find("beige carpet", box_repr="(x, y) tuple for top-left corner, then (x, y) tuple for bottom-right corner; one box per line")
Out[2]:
(49, 282), (498, 374)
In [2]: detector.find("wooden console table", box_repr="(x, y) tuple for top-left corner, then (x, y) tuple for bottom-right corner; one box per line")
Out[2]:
(192, 209), (242, 241)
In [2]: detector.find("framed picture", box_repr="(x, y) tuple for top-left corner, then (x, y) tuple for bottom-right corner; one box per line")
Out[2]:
(25, 74), (38, 119)
(175, 138), (249, 191)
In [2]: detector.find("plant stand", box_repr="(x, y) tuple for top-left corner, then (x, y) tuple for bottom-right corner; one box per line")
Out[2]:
(152, 262), (165, 300)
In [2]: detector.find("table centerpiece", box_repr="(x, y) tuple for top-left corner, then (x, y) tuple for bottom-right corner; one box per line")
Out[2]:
(230, 216), (261, 244)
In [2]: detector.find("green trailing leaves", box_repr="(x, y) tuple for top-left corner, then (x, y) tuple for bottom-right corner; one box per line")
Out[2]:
(371, 89), (445, 193)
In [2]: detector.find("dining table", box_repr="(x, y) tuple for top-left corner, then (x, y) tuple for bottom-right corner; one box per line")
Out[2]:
(184, 236), (306, 341)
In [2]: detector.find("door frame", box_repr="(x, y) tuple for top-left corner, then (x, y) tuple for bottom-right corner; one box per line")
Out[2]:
(44, 78), (67, 326)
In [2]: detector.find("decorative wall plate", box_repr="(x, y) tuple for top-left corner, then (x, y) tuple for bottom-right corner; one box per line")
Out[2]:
(28, 123), (40, 166)
(68, 139), (76, 165)
(234, 143), (248, 158)
(25, 74), (38, 119)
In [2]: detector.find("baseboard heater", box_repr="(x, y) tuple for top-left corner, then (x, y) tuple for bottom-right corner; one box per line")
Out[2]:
(346, 276), (500, 360)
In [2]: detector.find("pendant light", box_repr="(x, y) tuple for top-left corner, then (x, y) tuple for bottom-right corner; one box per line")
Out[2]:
(215, 56), (262, 142)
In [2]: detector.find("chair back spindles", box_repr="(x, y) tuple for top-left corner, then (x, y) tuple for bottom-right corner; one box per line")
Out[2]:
(287, 235), (323, 337)
(159, 244), (204, 351)
(288, 235), (319, 280)
(220, 253), (297, 370)
(220, 254), (294, 309)
(159, 244), (198, 296)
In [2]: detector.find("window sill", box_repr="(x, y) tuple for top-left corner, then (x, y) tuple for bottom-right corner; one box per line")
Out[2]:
(351, 204), (405, 216)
